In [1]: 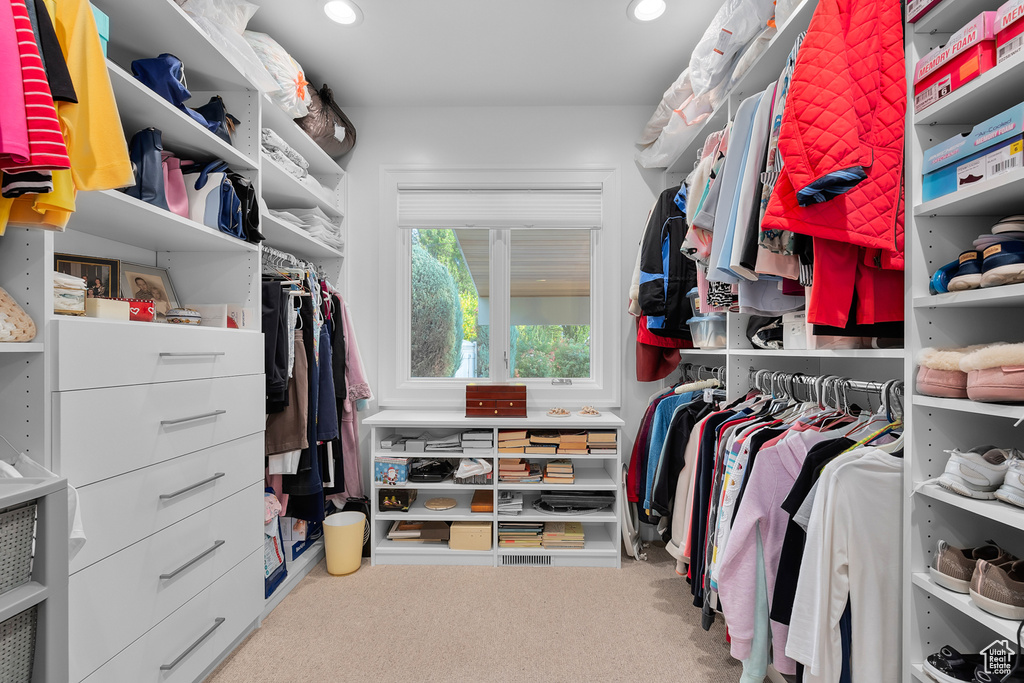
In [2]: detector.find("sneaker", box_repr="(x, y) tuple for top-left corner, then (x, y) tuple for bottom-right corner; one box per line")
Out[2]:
(930, 540), (1016, 593)
(981, 240), (1024, 288)
(971, 559), (1024, 620)
(924, 645), (985, 682)
(948, 250), (983, 291)
(997, 459), (1024, 508)
(939, 446), (1019, 500)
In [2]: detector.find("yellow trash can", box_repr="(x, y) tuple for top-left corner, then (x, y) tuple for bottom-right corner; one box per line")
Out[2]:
(323, 511), (366, 575)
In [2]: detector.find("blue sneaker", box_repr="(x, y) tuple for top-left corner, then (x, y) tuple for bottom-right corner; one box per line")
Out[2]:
(931, 259), (959, 295)
(949, 250), (983, 291)
(981, 240), (1024, 288)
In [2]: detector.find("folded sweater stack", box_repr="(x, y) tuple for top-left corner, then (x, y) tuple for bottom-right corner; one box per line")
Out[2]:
(270, 207), (344, 251)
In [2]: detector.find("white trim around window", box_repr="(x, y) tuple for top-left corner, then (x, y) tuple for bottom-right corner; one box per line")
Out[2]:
(377, 166), (622, 409)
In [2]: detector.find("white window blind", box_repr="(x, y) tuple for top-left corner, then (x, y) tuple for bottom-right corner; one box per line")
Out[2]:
(396, 184), (603, 229)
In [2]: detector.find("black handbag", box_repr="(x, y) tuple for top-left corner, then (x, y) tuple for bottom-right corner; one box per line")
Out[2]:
(124, 127), (169, 210)
(194, 95), (240, 145)
(227, 172), (265, 244)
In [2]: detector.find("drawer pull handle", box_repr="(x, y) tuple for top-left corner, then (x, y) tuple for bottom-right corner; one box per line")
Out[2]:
(160, 540), (225, 580)
(159, 473), (226, 500)
(159, 352), (226, 358)
(159, 617), (225, 671)
(161, 410), (227, 427)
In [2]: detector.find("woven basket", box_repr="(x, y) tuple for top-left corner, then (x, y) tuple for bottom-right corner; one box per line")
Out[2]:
(0, 287), (35, 342)
(0, 605), (36, 682)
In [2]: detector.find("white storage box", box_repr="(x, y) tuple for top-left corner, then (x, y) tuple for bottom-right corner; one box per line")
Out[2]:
(686, 314), (727, 349)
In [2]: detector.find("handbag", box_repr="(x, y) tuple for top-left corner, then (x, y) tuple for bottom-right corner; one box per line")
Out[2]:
(131, 54), (219, 134)
(194, 95), (240, 145)
(161, 151), (189, 218)
(227, 172), (264, 243)
(182, 161), (244, 239)
(294, 83), (356, 158)
(125, 128), (169, 210)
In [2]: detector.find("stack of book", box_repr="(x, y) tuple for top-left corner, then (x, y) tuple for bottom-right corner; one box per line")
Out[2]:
(526, 431), (560, 455)
(497, 490), (524, 515)
(497, 430), (530, 453)
(587, 430), (618, 454)
(498, 522), (544, 547)
(460, 429), (494, 451)
(542, 521), (585, 549)
(543, 459), (575, 484)
(557, 431), (589, 455)
(386, 520), (450, 543)
(498, 458), (542, 483)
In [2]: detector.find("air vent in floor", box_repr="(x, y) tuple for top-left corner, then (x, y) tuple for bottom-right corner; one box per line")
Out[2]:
(501, 554), (552, 567)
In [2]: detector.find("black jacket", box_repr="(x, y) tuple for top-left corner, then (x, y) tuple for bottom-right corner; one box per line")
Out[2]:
(637, 185), (698, 339)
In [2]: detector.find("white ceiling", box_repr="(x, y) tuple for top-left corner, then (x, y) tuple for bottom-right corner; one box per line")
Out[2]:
(246, 0), (724, 107)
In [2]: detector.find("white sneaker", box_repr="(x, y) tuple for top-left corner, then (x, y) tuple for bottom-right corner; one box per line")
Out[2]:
(938, 446), (1021, 499)
(997, 459), (1024, 507)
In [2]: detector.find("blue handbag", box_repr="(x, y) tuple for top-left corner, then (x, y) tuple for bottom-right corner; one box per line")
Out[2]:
(124, 128), (169, 211)
(131, 54), (219, 134)
(181, 161), (245, 240)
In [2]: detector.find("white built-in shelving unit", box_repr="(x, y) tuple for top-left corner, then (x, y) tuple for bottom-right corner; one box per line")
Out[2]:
(362, 410), (624, 568)
(0, 0), (349, 679)
(904, 1), (1024, 680)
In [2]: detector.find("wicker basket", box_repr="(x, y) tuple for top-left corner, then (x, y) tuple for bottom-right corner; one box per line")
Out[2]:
(0, 605), (36, 682)
(0, 504), (36, 597)
(0, 287), (36, 342)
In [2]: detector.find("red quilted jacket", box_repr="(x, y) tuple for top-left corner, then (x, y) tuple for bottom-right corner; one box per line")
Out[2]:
(762, 0), (905, 269)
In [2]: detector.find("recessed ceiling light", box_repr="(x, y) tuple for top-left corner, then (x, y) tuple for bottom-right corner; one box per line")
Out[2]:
(324, 0), (363, 25)
(627, 0), (666, 22)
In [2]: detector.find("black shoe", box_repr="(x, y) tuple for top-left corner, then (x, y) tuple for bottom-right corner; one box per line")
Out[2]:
(925, 646), (985, 682)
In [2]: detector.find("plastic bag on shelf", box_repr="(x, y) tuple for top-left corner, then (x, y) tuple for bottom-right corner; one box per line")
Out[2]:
(775, 0), (800, 28)
(637, 69), (693, 146)
(179, 0), (279, 93)
(244, 30), (312, 118)
(725, 25), (778, 92)
(688, 0), (776, 97)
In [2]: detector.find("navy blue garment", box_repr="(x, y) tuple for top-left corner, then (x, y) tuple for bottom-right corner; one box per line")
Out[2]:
(316, 324), (340, 442)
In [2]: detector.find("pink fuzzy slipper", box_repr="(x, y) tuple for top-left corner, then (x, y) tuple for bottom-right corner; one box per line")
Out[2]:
(960, 343), (1024, 402)
(916, 345), (995, 399)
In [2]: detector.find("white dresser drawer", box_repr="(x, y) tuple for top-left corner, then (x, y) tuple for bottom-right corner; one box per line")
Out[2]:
(69, 483), (263, 682)
(70, 433), (264, 573)
(54, 373), (264, 487)
(80, 549), (262, 683)
(53, 318), (263, 391)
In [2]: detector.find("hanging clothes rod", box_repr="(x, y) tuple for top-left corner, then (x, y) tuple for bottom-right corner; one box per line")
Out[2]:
(261, 245), (327, 280)
(745, 369), (904, 418)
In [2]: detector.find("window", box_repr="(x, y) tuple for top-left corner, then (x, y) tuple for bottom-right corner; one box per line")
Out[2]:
(381, 168), (620, 407)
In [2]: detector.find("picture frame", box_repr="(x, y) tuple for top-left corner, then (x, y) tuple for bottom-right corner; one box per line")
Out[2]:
(54, 253), (120, 299)
(119, 262), (179, 322)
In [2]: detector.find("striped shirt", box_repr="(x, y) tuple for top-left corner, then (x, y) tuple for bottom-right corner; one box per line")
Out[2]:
(0, 0), (69, 172)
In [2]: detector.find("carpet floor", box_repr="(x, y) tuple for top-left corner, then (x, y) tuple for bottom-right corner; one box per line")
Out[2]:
(207, 545), (746, 683)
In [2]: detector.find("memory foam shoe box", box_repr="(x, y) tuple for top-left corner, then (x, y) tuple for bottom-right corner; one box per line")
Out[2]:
(914, 12), (997, 113)
(922, 102), (1024, 202)
(907, 0), (943, 24)
(997, 0), (1024, 63)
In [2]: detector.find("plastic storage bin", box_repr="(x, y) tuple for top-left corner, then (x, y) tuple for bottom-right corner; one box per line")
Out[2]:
(686, 314), (727, 349)
(686, 287), (700, 318)
(782, 311), (808, 350)
(323, 511), (366, 575)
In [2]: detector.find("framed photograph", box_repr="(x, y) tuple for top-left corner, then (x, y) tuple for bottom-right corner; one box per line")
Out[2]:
(119, 263), (179, 322)
(54, 253), (120, 299)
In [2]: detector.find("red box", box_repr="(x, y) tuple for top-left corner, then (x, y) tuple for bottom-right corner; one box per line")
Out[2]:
(997, 0), (1024, 63)
(914, 12), (997, 113)
(114, 298), (155, 322)
(907, 0), (943, 24)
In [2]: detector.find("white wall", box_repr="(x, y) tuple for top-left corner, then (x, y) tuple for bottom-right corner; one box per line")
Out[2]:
(342, 105), (670, 475)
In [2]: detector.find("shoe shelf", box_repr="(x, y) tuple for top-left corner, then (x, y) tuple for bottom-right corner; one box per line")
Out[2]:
(913, 283), (1024, 309)
(914, 41), (1024, 127)
(911, 0), (1004, 38)
(912, 572), (1023, 643)
(259, 211), (345, 262)
(916, 483), (1024, 531)
(914, 167), (1024, 218)
(107, 61), (258, 171)
(910, 663), (929, 683)
(728, 348), (904, 358)
(662, 0), (819, 174)
(73, 190), (259, 254)
(913, 395), (1024, 421)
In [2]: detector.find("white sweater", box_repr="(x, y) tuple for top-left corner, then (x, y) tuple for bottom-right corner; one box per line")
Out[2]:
(786, 447), (903, 683)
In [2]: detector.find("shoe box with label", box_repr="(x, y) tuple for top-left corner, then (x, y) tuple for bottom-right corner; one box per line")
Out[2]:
(914, 12), (997, 113)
